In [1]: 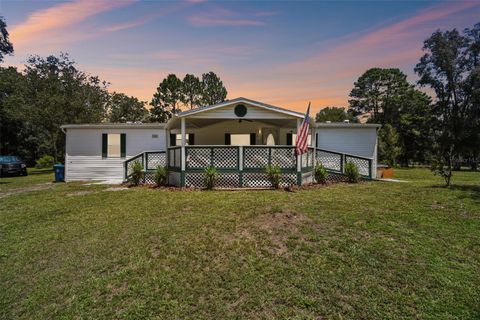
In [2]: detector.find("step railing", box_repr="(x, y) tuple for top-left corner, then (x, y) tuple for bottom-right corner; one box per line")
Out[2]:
(124, 151), (166, 181)
(315, 148), (373, 179)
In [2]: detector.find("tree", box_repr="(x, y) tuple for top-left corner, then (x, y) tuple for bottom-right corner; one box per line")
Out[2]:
(0, 17), (13, 63)
(150, 74), (182, 122)
(348, 68), (435, 166)
(181, 74), (202, 109)
(464, 23), (480, 68)
(22, 53), (109, 162)
(414, 28), (471, 184)
(107, 92), (148, 123)
(201, 71), (227, 106)
(0, 67), (28, 157)
(378, 124), (402, 167)
(348, 68), (409, 125)
(463, 23), (480, 170)
(315, 106), (355, 122)
(395, 89), (435, 166)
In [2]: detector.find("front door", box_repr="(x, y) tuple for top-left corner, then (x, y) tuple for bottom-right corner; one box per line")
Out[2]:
(261, 128), (279, 145)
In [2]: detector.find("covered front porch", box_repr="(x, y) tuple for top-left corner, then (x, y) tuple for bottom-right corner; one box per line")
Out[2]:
(165, 99), (314, 187)
(123, 98), (375, 188)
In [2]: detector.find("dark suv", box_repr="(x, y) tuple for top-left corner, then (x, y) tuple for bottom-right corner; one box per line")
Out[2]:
(0, 156), (28, 177)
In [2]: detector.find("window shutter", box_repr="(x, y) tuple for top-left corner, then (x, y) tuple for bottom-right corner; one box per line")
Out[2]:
(224, 133), (231, 145)
(188, 133), (195, 145)
(120, 133), (126, 158)
(250, 133), (256, 145)
(102, 133), (108, 158)
(170, 133), (176, 147)
(286, 133), (292, 146)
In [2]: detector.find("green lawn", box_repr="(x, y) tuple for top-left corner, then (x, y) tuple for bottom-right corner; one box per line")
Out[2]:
(1, 169), (479, 319)
(0, 168), (54, 191)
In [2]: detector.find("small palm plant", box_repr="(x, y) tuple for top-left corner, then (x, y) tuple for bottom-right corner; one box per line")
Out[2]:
(130, 160), (144, 186)
(154, 166), (169, 187)
(266, 164), (281, 189)
(344, 161), (360, 183)
(314, 163), (328, 184)
(204, 167), (218, 190)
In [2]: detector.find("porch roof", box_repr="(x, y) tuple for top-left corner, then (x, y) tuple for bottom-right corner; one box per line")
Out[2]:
(167, 97), (304, 129)
(177, 97), (305, 119)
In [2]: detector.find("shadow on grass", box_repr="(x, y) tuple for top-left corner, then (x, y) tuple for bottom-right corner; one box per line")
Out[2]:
(450, 184), (480, 202)
(429, 184), (480, 202)
(29, 169), (53, 175)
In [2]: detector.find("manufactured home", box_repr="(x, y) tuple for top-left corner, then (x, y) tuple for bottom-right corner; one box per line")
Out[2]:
(61, 97), (380, 187)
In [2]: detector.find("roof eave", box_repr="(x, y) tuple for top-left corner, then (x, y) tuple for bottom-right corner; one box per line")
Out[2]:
(61, 123), (166, 129)
(177, 97), (305, 119)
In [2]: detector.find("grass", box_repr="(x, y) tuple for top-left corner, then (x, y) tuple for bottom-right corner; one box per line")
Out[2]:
(0, 168), (479, 319)
(0, 168), (54, 191)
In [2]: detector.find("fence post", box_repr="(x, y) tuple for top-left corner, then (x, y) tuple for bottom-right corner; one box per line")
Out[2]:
(239, 146), (243, 187)
(368, 159), (373, 179)
(340, 154), (345, 174)
(210, 147), (214, 167)
(142, 153), (146, 183)
(124, 160), (127, 182)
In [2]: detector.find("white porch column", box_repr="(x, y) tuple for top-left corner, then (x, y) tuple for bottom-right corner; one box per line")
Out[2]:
(296, 118), (301, 185)
(181, 117), (186, 172)
(312, 126), (317, 166)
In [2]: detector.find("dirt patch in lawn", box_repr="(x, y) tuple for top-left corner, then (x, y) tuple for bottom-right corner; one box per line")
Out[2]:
(104, 187), (129, 192)
(0, 183), (53, 199)
(254, 211), (312, 255)
(66, 190), (97, 197)
(227, 210), (315, 256)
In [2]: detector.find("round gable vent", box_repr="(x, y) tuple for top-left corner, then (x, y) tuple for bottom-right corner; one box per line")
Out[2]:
(234, 104), (247, 117)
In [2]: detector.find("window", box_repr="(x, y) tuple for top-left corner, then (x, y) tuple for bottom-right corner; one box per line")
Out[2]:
(102, 133), (125, 158)
(176, 134), (190, 146)
(170, 134), (194, 146)
(230, 134), (251, 146)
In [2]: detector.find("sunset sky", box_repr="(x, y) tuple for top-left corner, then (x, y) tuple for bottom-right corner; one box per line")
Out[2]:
(1, 0), (480, 113)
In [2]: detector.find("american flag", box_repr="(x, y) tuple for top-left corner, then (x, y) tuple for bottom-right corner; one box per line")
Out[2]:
(295, 102), (311, 156)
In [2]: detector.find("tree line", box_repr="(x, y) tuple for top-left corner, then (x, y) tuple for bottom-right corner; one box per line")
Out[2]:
(0, 16), (227, 164)
(315, 22), (480, 184)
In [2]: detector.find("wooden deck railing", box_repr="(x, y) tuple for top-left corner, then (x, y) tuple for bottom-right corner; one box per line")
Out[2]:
(315, 148), (373, 178)
(124, 146), (374, 185)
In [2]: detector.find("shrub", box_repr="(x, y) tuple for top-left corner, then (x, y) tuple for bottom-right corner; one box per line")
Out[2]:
(266, 164), (281, 189)
(130, 160), (144, 186)
(314, 163), (328, 184)
(154, 166), (169, 187)
(204, 167), (218, 190)
(344, 161), (360, 183)
(430, 156), (453, 186)
(35, 155), (54, 169)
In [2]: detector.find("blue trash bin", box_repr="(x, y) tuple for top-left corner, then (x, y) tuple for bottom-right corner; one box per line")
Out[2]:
(53, 164), (65, 182)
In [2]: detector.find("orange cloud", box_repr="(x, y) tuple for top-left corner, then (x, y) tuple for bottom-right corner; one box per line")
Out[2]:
(10, 0), (136, 50)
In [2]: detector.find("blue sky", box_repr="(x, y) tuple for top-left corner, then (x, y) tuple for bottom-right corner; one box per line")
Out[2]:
(1, 0), (480, 112)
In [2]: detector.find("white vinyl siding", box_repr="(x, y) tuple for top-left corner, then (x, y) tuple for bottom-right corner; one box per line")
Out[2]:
(316, 127), (378, 178)
(188, 104), (296, 119)
(65, 128), (166, 182)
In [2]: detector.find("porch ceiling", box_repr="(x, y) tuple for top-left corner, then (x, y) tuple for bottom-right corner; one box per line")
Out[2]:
(168, 117), (297, 129)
